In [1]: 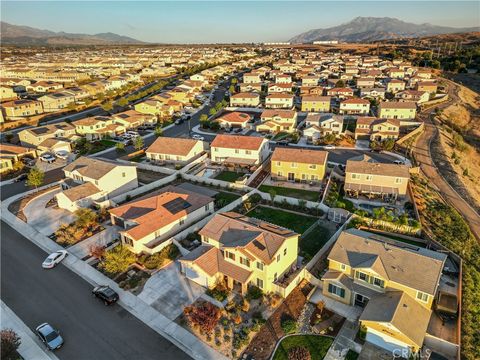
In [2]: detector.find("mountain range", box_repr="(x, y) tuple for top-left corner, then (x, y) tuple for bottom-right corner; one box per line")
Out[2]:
(0, 22), (144, 45)
(289, 17), (480, 43)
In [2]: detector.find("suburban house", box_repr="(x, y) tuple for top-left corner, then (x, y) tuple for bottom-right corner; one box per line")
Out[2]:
(339, 98), (370, 115)
(230, 92), (260, 107)
(1, 99), (43, 119)
(0, 85), (17, 100)
(243, 72), (262, 84)
(38, 92), (76, 112)
(215, 111), (252, 129)
(271, 147), (328, 183)
(210, 134), (270, 167)
(301, 76), (320, 87)
(26, 81), (63, 93)
(301, 96), (331, 112)
(0, 144), (37, 174)
(360, 88), (386, 100)
(110, 185), (214, 254)
(305, 113), (344, 137)
(179, 212), (299, 297)
(275, 74), (292, 83)
(326, 87), (354, 99)
(416, 81), (438, 94)
(386, 79), (406, 94)
(56, 157), (138, 212)
(370, 119), (400, 141)
(344, 155), (410, 202)
(268, 83), (293, 94)
(378, 101), (417, 120)
(145, 137), (204, 165)
(322, 228), (446, 356)
(73, 116), (126, 140)
(239, 83), (262, 93)
(19, 121), (77, 152)
(112, 110), (157, 129)
(265, 94), (294, 109)
(257, 109), (297, 133)
(356, 78), (375, 88)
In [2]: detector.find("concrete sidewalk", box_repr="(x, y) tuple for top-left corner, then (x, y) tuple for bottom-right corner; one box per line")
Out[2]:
(1, 301), (59, 360)
(1, 185), (227, 360)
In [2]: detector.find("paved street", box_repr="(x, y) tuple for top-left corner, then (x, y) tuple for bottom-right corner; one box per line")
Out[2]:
(1, 221), (191, 360)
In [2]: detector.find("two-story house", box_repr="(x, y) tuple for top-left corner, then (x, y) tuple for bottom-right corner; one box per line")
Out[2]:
(339, 98), (370, 115)
(56, 157), (138, 212)
(179, 212), (299, 297)
(110, 186), (214, 254)
(19, 121), (77, 153)
(257, 109), (297, 133)
(378, 101), (417, 120)
(301, 96), (331, 112)
(38, 92), (76, 112)
(322, 228), (446, 355)
(1, 99), (43, 119)
(216, 111), (252, 129)
(146, 136), (204, 165)
(271, 147), (328, 184)
(210, 134), (270, 167)
(230, 92), (261, 107)
(73, 116), (126, 140)
(265, 93), (294, 109)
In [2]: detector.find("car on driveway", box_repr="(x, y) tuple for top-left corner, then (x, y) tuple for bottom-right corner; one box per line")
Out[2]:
(35, 323), (63, 350)
(40, 153), (56, 163)
(21, 157), (35, 167)
(92, 285), (119, 305)
(54, 150), (69, 160)
(192, 134), (204, 141)
(42, 250), (68, 269)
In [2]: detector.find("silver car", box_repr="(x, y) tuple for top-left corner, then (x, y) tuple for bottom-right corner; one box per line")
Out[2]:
(36, 323), (63, 350)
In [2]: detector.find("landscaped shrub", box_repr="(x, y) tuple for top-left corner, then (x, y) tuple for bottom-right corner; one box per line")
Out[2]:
(281, 316), (298, 335)
(245, 285), (263, 300)
(1, 329), (21, 360)
(99, 246), (136, 275)
(288, 346), (311, 360)
(206, 284), (229, 302)
(184, 301), (221, 335)
(138, 244), (180, 270)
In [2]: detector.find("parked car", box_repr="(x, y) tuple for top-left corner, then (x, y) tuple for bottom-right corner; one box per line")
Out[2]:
(192, 134), (204, 141)
(54, 150), (69, 160)
(40, 153), (56, 163)
(14, 173), (28, 183)
(42, 250), (68, 269)
(393, 160), (405, 165)
(21, 157), (35, 166)
(175, 118), (184, 125)
(92, 285), (119, 305)
(35, 323), (63, 350)
(323, 145), (336, 150)
(126, 131), (139, 138)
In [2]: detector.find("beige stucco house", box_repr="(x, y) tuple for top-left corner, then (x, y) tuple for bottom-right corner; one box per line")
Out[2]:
(146, 137), (204, 165)
(210, 134), (270, 167)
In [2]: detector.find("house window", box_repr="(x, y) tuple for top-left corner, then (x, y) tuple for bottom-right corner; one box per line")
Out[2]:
(395, 178), (402, 184)
(179, 219), (185, 226)
(257, 262), (264, 271)
(256, 278), (264, 289)
(204, 204), (210, 211)
(291, 162), (297, 168)
(341, 264), (346, 271)
(416, 291), (429, 302)
(365, 175), (373, 181)
(374, 278), (385, 288)
(240, 257), (251, 267)
(274, 273), (278, 281)
(327, 283), (345, 298)
(123, 236), (133, 246)
(351, 173), (361, 180)
(277, 171), (282, 177)
(276, 254), (280, 262)
(283, 248), (287, 256)
(122, 172), (126, 177)
(235, 149), (239, 154)
(95, 180), (99, 185)
(246, 150), (251, 155)
(276, 161), (281, 166)
(226, 251), (235, 261)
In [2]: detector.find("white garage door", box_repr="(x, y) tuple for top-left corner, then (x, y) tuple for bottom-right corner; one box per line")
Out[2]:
(366, 329), (411, 357)
(185, 267), (208, 287)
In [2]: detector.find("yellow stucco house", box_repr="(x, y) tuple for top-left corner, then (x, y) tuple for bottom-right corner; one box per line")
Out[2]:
(257, 109), (297, 133)
(73, 116), (126, 140)
(0, 144), (37, 174)
(179, 212), (299, 297)
(229, 92), (260, 107)
(378, 101), (417, 120)
(301, 96), (331, 112)
(322, 228), (446, 356)
(146, 136), (204, 165)
(1, 99), (43, 119)
(271, 147), (328, 184)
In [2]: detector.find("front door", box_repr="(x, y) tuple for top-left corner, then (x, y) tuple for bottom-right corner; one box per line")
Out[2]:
(288, 173), (295, 181)
(355, 293), (369, 307)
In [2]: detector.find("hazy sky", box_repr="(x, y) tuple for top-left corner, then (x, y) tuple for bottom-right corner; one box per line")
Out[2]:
(1, 1), (479, 43)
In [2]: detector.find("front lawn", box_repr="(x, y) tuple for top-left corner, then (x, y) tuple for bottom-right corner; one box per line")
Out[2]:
(273, 335), (333, 360)
(214, 171), (244, 182)
(215, 191), (241, 208)
(259, 184), (320, 202)
(299, 224), (333, 261)
(246, 206), (317, 234)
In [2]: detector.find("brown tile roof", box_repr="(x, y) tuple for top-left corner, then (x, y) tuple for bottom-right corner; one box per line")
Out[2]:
(231, 92), (260, 99)
(345, 157), (410, 178)
(266, 93), (294, 99)
(63, 157), (131, 180)
(146, 137), (201, 156)
(328, 229), (446, 295)
(62, 182), (101, 202)
(211, 134), (266, 151)
(302, 95), (331, 102)
(272, 147), (328, 166)
(217, 112), (252, 124)
(109, 185), (213, 241)
(260, 109), (296, 119)
(341, 98), (370, 105)
(380, 101), (416, 109)
(0, 143), (35, 156)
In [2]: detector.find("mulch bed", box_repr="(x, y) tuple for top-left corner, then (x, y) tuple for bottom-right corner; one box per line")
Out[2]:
(243, 280), (314, 360)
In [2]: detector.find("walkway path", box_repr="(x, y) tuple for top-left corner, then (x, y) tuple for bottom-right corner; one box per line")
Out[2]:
(323, 320), (361, 360)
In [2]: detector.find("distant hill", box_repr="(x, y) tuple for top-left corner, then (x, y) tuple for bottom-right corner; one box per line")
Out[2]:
(290, 17), (480, 43)
(0, 22), (144, 45)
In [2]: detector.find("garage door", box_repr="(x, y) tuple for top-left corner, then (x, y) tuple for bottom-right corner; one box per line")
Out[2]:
(185, 267), (208, 287)
(366, 329), (411, 357)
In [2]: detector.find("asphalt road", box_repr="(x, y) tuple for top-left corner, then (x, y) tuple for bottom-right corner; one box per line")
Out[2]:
(0, 221), (191, 360)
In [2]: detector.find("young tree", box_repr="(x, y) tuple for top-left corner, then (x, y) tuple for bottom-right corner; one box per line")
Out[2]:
(269, 189), (277, 205)
(4, 132), (13, 143)
(154, 126), (163, 137)
(117, 97), (128, 107)
(1, 329), (21, 360)
(335, 80), (345, 88)
(89, 243), (106, 260)
(199, 114), (208, 122)
(116, 142), (125, 152)
(102, 101), (113, 112)
(99, 246), (136, 275)
(26, 167), (44, 189)
(134, 136), (144, 150)
(74, 208), (98, 229)
(183, 302), (221, 334)
(66, 102), (77, 111)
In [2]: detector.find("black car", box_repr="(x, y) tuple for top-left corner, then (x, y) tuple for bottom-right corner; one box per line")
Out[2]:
(92, 286), (119, 305)
(14, 173), (28, 182)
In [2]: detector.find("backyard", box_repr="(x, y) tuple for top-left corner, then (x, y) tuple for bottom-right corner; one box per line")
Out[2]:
(272, 335), (334, 360)
(259, 184), (320, 202)
(299, 223), (336, 261)
(214, 171), (244, 182)
(246, 206), (318, 235)
(214, 191), (241, 208)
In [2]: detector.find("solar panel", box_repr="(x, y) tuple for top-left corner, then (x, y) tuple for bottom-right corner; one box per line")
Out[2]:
(164, 197), (191, 214)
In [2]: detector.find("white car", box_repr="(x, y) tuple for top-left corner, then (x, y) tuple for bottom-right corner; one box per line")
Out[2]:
(42, 250), (68, 269)
(126, 131), (139, 138)
(192, 134), (204, 141)
(54, 150), (69, 160)
(324, 145), (336, 150)
(40, 153), (56, 163)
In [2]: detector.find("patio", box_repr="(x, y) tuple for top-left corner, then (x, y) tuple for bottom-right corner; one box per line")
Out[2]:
(309, 286), (363, 321)
(262, 176), (323, 192)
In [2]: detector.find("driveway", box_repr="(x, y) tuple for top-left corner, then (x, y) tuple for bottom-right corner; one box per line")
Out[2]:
(138, 262), (205, 320)
(23, 188), (75, 236)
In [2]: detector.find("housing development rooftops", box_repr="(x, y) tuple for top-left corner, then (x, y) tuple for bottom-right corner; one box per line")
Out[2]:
(346, 157), (410, 178)
(211, 134), (266, 151)
(63, 157), (133, 180)
(146, 136), (201, 156)
(380, 101), (416, 109)
(217, 112), (252, 123)
(272, 147), (328, 166)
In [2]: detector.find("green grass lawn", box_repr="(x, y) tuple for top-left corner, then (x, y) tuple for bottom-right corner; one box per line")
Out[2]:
(214, 171), (244, 182)
(273, 335), (334, 360)
(215, 191), (241, 207)
(366, 230), (426, 248)
(300, 224), (333, 260)
(272, 132), (290, 141)
(246, 206), (317, 234)
(259, 184), (320, 202)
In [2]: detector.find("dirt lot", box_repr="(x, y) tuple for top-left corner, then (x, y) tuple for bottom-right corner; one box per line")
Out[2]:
(137, 168), (167, 184)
